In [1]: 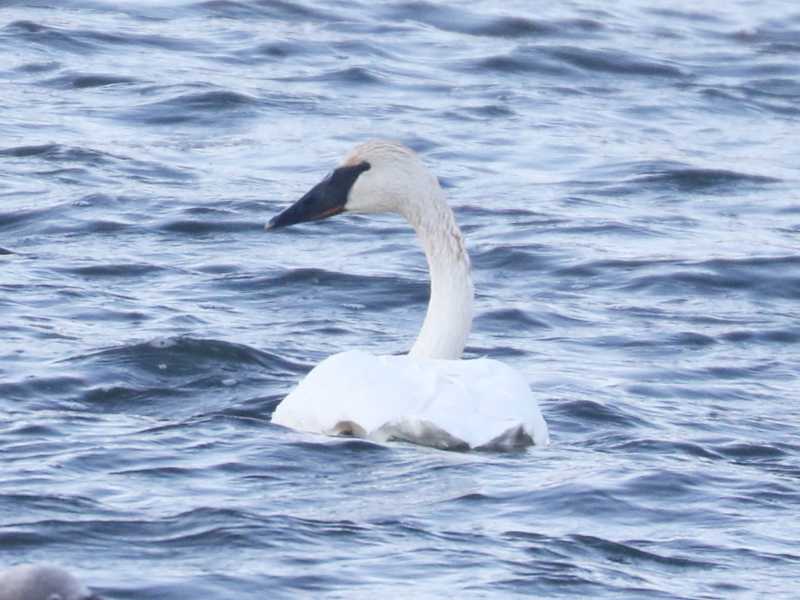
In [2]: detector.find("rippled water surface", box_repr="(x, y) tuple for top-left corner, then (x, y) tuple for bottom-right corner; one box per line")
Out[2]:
(2, 1), (799, 598)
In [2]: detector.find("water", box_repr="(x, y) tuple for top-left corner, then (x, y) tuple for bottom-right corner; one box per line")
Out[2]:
(1, 1), (799, 597)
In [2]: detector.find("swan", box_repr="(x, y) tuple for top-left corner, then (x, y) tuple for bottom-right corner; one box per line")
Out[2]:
(0, 565), (102, 600)
(266, 141), (548, 450)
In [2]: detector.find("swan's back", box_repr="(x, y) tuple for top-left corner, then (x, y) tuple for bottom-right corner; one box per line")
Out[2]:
(272, 350), (549, 450)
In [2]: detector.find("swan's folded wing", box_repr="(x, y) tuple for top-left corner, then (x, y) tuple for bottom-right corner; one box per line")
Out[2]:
(271, 350), (549, 449)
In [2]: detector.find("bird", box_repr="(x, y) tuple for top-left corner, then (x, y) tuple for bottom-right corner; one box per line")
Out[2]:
(0, 565), (102, 600)
(266, 140), (548, 450)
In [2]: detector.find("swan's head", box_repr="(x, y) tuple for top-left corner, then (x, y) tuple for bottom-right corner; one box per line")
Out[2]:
(266, 140), (437, 230)
(0, 565), (103, 600)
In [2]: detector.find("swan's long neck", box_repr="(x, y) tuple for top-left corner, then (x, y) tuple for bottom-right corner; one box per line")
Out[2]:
(405, 186), (473, 360)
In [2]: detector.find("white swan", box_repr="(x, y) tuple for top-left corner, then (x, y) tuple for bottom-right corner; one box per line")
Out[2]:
(0, 565), (101, 600)
(266, 141), (548, 450)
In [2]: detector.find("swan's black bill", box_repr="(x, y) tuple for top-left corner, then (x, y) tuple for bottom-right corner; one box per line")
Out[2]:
(266, 161), (370, 230)
(266, 179), (342, 230)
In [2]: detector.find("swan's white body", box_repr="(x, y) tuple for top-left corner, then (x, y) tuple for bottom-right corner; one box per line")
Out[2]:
(0, 565), (96, 600)
(272, 350), (549, 450)
(269, 141), (548, 450)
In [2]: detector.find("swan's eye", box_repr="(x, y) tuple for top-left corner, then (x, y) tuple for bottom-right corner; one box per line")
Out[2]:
(329, 161), (370, 185)
(327, 161), (371, 199)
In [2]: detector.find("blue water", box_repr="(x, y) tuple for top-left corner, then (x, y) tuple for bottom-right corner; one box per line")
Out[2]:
(1, 1), (799, 598)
